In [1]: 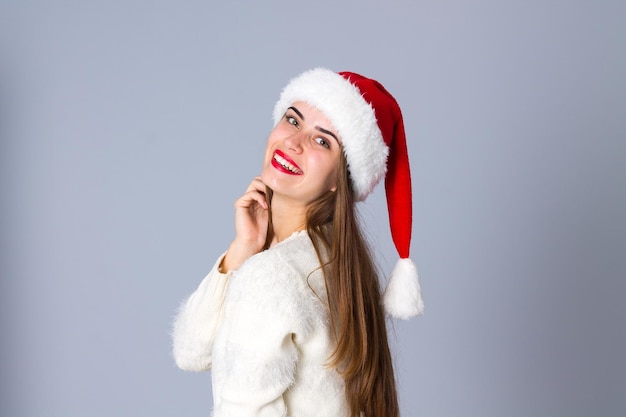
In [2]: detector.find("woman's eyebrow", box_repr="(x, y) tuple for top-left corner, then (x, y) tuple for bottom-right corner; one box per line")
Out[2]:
(316, 127), (340, 145)
(288, 106), (304, 120)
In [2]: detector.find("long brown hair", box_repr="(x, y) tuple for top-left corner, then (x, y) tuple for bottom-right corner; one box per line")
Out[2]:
(306, 153), (399, 417)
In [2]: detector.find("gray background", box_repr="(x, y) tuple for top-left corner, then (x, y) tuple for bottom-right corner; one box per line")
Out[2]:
(1, 1), (625, 416)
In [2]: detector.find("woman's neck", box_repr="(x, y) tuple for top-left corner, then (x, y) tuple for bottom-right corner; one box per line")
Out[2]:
(269, 195), (307, 245)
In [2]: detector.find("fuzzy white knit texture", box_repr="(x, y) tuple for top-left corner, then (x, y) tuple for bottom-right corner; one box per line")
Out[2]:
(172, 231), (349, 417)
(383, 258), (424, 319)
(273, 68), (388, 202)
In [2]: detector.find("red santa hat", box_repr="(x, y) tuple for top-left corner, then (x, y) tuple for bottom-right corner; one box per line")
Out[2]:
(273, 68), (424, 319)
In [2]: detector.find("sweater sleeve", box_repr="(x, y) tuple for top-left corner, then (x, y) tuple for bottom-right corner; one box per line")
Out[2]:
(211, 255), (310, 417)
(172, 253), (231, 372)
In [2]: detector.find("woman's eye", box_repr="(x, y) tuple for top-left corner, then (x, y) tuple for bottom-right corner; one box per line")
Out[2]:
(315, 137), (330, 149)
(285, 115), (298, 127)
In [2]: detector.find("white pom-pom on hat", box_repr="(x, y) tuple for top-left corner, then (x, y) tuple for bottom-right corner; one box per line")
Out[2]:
(274, 68), (424, 319)
(384, 258), (424, 319)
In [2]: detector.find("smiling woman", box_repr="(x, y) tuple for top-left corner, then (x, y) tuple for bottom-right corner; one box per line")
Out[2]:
(172, 68), (423, 417)
(262, 102), (342, 207)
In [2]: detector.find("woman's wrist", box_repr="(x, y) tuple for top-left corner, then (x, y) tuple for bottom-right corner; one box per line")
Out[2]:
(220, 240), (259, 272)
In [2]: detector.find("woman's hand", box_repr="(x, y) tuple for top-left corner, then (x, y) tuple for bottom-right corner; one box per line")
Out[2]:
(221, 177), (270, 272)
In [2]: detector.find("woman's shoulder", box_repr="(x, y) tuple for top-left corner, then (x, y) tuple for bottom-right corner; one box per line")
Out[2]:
(232, 231), (324, 297)
(245, 231), (319, 273)
(273, 230), (321, 270)
(227, 231), (327, 327)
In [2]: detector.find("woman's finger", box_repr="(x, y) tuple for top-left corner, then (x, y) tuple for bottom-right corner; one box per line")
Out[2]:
(245, 176), (266, 193)
(235, 189), (268, 209)
(240, 177), (268, 208)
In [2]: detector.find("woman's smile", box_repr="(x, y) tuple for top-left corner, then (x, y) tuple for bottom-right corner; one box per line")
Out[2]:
(272, 150), (303, 175)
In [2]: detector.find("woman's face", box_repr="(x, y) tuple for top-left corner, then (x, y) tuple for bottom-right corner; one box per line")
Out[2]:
(261, 101), (342, 206)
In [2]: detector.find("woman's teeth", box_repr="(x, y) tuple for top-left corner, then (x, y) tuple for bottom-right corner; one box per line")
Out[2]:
(274, 154), (303, 174)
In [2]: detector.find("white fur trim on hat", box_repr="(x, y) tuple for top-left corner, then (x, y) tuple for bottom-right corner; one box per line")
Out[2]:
(273, 68), (389, 202)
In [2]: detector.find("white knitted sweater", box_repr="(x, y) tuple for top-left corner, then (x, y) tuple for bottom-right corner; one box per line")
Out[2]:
(172, 231), (349, 417)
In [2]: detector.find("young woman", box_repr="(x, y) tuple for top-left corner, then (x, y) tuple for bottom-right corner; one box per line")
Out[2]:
(172, 68), (424, 417)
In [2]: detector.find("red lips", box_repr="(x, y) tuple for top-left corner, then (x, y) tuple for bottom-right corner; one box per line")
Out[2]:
(271, 149), (303, 175)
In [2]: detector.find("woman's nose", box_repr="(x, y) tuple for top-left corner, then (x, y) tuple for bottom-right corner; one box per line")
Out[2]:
(284, 131), (305, 153)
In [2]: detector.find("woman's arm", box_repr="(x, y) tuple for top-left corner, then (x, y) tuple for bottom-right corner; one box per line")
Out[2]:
(211, 252), (313, 417)
(173, 176), (270, 370)
(171, 254), (231, 371)
(211, 296), (299, 416)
